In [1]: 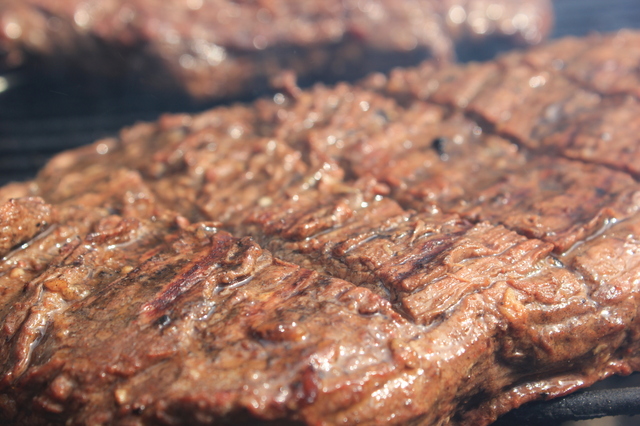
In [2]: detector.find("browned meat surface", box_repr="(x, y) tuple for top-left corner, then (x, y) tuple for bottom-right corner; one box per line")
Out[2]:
(0, 197), (53, 257)
(0, 0), (552, 100)
(3, 32), (640, 425)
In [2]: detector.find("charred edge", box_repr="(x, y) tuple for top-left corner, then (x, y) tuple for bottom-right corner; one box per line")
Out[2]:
(140, 245), (224, 315)
(397, 234), (462, 288)
(452, 388), (492, 423)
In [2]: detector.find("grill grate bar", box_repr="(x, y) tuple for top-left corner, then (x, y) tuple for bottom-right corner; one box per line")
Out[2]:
(495, 387), (640, 425)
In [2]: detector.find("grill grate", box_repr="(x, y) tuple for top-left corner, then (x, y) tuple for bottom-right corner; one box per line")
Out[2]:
(496, 374), (640, 425)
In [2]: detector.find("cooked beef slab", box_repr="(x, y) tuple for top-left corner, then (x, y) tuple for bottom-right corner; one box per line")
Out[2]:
(3, 31), (640, 425)
(0, 0), (552, 100)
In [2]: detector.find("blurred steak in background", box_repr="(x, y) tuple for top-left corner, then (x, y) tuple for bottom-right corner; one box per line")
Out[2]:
(0, 0), (552, 100)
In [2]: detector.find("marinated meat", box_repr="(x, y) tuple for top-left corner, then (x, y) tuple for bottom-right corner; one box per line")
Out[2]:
(3, 32), (640, 425)
(0, 197), (53, 257)
(0, 0), (552, 100)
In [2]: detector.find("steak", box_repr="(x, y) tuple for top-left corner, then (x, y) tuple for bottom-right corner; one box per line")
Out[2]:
(3, 31), (640, 425)
(0, 0), (552, 100)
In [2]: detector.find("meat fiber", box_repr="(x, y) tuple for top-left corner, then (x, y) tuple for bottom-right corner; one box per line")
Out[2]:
(3, 32), (640, 425)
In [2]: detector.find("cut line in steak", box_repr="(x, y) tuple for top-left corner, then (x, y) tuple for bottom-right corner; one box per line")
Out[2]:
(0, 0), (552, 100)
(3, 31), (640, 425)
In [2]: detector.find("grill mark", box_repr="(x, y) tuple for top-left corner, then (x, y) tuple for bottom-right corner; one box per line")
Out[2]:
(139, 234), (235, 316)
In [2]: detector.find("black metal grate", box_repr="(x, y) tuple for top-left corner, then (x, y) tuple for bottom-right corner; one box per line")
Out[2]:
(0, 72), (218, 185)
(496, 374), (640, 425)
